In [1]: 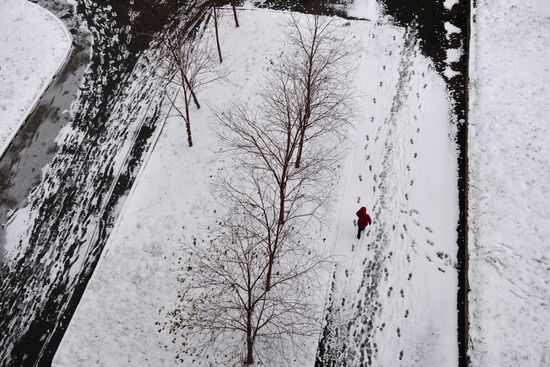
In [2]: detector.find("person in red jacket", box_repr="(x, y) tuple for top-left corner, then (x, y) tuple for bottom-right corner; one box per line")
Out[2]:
(356, 206), (372, 239)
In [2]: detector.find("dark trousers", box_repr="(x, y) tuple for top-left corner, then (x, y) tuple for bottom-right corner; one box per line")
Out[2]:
(357, 227), (365, 239)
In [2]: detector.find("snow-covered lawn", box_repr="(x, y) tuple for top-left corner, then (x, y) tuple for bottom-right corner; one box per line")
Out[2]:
(0, 0), (72, 156)
(53, 8), (458, 366)
(469, 1), (550, 365)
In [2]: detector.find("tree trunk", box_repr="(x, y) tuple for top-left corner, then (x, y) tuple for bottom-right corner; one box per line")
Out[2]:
(265, 252), (274, 291)
(183, 74), (201, 109)
(183, 86), (193, 147)
(231, 0), (240, 27)
(295, 33), (316, 168)
(295, 127), (306, 168)
(245, 309), (254, 364)
(213, 6), (223, 63)
(278, 179), (286, 225)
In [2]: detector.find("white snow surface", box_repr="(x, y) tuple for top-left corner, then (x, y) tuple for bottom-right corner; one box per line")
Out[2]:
(0, 0), (72, 156)
(346, 0), (380, 21)
(469, 0), (550, 365)
(444, 0), (459, 11)
(54, 9), (459, 366)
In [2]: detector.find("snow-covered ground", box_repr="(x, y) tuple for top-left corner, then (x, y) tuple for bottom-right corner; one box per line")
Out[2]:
(0, 0), (72, 156)
(317, 23), (458, 367)
(468, 1), (550, 365)
(53, 8), (459, 366)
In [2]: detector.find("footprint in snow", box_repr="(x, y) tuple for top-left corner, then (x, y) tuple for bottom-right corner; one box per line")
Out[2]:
(400, 289), (404, 298)
(408, 272), (412, 280)
(397, 327), (401, 337)
(414, 153), (418, 158)
(357, 196), (361, 204)
(399, 351), (404, 360)
(423, 83), (428, 89)
(379, 81), (383, 87)
(359, 174), (363, 182)
(425, 226), (433, 233)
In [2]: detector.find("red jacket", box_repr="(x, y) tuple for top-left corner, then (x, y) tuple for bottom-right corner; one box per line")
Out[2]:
(356, 207), (372, 229)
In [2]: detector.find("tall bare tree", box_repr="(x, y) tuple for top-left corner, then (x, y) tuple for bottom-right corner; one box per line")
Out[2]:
(163, 216), (325, 365)
(216, 65), (339, 291)
(162, 24), (224, 146)
(285, 15), (355, 168)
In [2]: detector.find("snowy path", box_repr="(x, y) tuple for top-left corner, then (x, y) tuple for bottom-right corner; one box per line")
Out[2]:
(0, 0), (72, 157)
(53, 9), (460, 366)
(318, 24), (459, 366)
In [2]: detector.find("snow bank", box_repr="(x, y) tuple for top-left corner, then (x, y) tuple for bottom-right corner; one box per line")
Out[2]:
(0, 0), (72, 156)
(54, 8), (458, 366)
(469, 1), (550, 365)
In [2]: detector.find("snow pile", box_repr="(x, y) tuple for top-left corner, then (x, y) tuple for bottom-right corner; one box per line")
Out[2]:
(54, 8), (458, 366)
(469, 0), (550, 365)
(0, 0), (72, 156)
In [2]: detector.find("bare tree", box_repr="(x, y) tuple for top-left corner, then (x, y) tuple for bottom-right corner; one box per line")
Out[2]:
(162, 24), (224, 146)
(285, 15), (355, 168)
(216, 66), (340, 291)
(163, 216), (325, 365)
